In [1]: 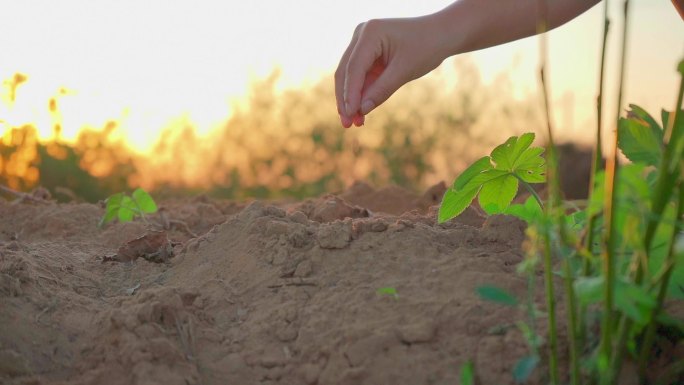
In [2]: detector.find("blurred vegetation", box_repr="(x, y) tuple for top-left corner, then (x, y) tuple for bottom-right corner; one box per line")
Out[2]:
(0, 58), (545, 202)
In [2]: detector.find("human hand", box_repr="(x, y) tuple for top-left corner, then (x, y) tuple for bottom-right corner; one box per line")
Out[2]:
(335, 16), (448, 128)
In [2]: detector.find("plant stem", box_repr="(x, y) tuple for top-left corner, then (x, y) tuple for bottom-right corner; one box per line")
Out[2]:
(563, 255), (581, 385)
(642, 61), (684, 276)
(536, 1), (561, 383)
(517, 176), (545, 211)
(637, 183), (683, 379)
(542, 230), (559, 384)
(581, 0), (611, 351)
(600, 1), (631, 384)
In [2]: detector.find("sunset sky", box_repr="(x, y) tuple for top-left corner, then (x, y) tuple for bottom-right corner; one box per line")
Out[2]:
(1, 0), (683, 152)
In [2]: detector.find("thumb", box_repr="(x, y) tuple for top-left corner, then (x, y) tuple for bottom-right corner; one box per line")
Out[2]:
(359, 66), (403, 115)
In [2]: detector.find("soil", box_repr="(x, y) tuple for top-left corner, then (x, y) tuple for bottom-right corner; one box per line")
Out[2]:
(0, 182), (679, 385)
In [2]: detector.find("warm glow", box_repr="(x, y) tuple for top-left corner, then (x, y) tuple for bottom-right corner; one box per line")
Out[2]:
(1, 1), (682, 196)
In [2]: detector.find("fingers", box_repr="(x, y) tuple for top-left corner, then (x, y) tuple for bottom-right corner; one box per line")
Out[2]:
(359, 64), (402, 115)
(335, 24), (362, 127)
(343, 21), (383, 119)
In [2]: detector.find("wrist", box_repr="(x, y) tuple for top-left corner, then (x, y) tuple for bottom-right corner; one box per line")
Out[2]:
(424, 2), (476, 59)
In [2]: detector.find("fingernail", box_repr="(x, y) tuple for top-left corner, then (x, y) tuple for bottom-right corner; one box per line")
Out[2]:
(361, 99), (375, 115)
(344, 102), (351, 116)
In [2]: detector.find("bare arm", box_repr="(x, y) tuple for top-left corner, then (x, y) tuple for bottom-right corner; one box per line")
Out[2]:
(336, 0), (601, 128)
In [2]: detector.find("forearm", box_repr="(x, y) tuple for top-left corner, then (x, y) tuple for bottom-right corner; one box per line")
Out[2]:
(427, 0), (601, 59)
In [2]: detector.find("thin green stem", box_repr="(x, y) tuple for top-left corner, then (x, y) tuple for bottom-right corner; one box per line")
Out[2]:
(600, 1), (631, 384)
(517, 176), (545, 211)
(542, 231), (559, 384)
(581, 0), (610, 351)
(563, 255), (580, 385)
(537, 1), (561, 383)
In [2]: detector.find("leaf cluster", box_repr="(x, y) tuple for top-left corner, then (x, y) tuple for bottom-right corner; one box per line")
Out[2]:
(438, 133), (545, 223)
(99, 188), (158, 227)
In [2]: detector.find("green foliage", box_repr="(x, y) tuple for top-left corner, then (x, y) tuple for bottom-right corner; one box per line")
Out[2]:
(100, 188), (157, 227)
(443, 98), (684, 384)
(439, 133), (546, 222)
(504, 195), (544, 224)
(376, 287), (398, 299)
(618, 104), (664, 167)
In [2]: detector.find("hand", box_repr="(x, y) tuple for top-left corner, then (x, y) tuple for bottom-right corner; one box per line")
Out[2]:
(334, 16), (448, 128)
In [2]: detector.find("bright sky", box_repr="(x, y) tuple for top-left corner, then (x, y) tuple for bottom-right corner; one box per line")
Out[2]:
(1, 0), (683, 152)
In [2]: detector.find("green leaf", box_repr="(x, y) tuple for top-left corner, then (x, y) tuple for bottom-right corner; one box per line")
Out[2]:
(453, 156), (493, 190)
(132, 188), (157, 214)
(105, 192), (124, 210)
(513, 355), (539, 383)
(118, 196), (137, 222)
(490, 136), (519, 170)
(618, 116), (663, 166)
(459, 360), (475, 385)
(478, 174), (518, 215)
(99, 206), (119, 227)
(505, 196), (544, 225)
(438, 186), (481, 223)
(628, 104), (661, 132)
(476, 285), (518, 306)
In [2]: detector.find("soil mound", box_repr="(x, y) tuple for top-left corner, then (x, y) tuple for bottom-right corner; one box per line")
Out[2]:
(1, 184), (548, 385)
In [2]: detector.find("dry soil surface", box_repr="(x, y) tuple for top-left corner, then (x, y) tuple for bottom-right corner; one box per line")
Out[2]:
(0, 182), (662, 385)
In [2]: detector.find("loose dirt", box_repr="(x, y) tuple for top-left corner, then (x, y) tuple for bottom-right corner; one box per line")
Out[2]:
(1, 182), (676, 385)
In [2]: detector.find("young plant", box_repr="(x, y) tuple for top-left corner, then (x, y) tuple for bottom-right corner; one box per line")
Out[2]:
(440, 103), (684, 385)
(376, 287), (399, 299)
(438, 132), (546, 224)
(99, 187), (158, 227)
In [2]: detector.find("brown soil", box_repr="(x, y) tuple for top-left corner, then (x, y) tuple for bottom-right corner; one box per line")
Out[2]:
(0, 182), (677, 385)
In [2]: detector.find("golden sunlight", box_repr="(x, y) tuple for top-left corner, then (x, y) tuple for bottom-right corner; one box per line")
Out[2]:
(0, 1), (682, 199)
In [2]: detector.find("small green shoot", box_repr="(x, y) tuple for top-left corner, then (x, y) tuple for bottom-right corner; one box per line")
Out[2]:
(376, 287), (398, 299)
(438, 133), (546, 223)
(99, 188), (158, 227)
(459, 360), (475, 385)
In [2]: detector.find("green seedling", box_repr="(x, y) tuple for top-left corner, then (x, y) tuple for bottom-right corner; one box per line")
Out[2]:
(376, 287), (398, 299)
(438, 132), (546, 223)
(99, 188), (158, 227)
(459, 360), (475, 385)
